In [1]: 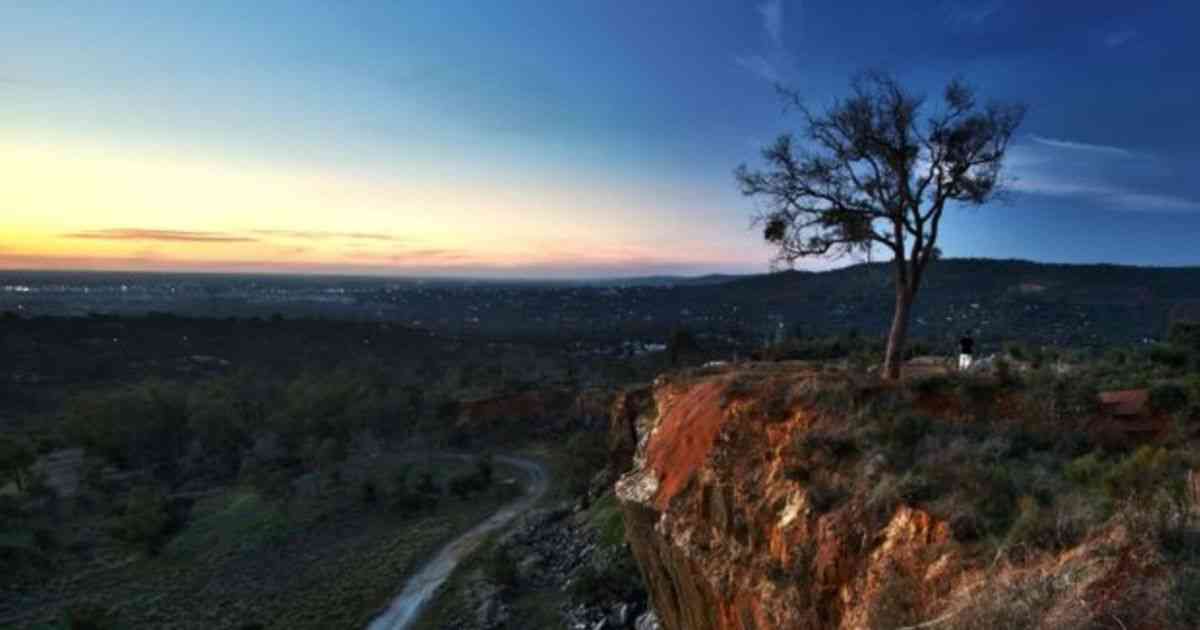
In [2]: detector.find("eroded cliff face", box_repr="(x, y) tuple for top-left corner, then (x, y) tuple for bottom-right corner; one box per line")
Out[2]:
(613, 365), (1175, 630)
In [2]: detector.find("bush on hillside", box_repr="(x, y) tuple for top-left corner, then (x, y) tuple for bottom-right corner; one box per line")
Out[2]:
(569, 552), (644, 606)
(1169, 321), (1200, 352)
(64, 382), (190, 471)
(447, 457), (497, 501)
(1149, 344), (1189, 369)
(389, 466), (438, 512)
(483, 543), (518, 589)
(114, 485), (173, 554)
(563, 430), (608, 497)
(1149, 383), (1190, 415)
(1064, 452), (1105, 486)
(0, 436), (36, 493)
(1102, 446), (1179, 502)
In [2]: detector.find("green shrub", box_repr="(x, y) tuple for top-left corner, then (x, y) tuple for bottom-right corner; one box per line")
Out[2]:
(1064, 452), (1105, 486)
(1171, 566), (1200, 626)
(483, 544), (518, 589)
(1148, 344), (1189, 369)
(64, 382), (190, 469)
(1005, 495), (1052, 551)
(0, 436), (36, 492)
(389, 466), (437, 512)
(588, 493), (626, 550)
(962, 463), (1021, 537)
(793, 428), (858, 464)
(115, 485), (172, 554)
(242, 465), (292, 501)
(164, 491), (286, 559)
(1102, 446), (1177, 502)
(1169, 321), (1200, 352)
(889, 414), (931, 451)
(569, 553), (643, 605)
(866, 475), (902, 523)
(1149, 383), (1190, 415)
(895, 471), (942, 504)
(563, 430), (607, 496)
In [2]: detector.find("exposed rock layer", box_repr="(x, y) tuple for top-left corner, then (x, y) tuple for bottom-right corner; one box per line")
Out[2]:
(613, 365), (1176, 630)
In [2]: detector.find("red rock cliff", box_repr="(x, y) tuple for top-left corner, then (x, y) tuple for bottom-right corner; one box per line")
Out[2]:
(614, 365), (1180, 630)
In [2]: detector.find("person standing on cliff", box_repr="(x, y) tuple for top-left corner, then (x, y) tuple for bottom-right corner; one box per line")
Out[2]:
(958, 333), (975, 371)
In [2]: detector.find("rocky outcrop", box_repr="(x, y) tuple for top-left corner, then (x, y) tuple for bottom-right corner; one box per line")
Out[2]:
(608, 386), (652, 487)
(426, 504), (647, 630)
(613, 365), (1179, 630)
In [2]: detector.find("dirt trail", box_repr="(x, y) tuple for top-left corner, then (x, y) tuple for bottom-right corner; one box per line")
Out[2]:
(365, 454), (549, 630)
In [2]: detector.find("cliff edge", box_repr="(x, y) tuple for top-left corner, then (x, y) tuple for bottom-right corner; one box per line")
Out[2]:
(614, 363), (1196, 630)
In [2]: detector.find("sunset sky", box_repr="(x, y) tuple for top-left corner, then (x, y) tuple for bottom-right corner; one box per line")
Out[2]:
(3, 1), (1200, 277)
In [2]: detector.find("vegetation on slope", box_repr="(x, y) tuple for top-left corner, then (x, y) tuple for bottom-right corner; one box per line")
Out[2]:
(703, 338), (1200, 628)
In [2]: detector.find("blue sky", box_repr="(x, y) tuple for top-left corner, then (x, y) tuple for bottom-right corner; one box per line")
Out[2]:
(2, 1), (1200, 276)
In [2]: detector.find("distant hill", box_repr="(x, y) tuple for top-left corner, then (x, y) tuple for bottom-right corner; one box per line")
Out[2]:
(679, 258), (1200, 348)
(578, 274), (749, 288)
(6, 259), (1200, 349)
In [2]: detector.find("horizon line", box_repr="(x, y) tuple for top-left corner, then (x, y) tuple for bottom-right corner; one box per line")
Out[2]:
(6, 256), (1200, 283)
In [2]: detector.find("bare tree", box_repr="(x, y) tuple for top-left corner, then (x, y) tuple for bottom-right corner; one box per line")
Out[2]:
(736, 71), (1024, 379)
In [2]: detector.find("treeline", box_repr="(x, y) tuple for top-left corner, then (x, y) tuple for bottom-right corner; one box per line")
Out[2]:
(0, 361), (508, 568)
(55, 363), (459, 483)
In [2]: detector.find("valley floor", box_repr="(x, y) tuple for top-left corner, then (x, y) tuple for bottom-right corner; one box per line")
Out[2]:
(2, 454), (526, 630)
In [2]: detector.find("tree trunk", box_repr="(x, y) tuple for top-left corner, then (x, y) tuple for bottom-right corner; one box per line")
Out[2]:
(882, 286), (914, 380)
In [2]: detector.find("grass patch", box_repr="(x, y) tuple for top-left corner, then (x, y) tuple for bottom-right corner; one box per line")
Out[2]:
(164, 490), (288, 560)
(587, 492), (626, 550)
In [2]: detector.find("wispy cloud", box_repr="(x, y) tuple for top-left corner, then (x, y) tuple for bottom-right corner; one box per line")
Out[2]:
(350, 248), (474, 264)
(1011, 177), (1200, 212)
(759, 0), (784, 48)
(943, 0), (1004, 27)
(251, 229), (404, 242)
(1104, 29), (1138, 48)
(1106, 191), (1200, 211)
(1008, 139), (1199, 211)
(1030, 135), (1135, 158)
(736, 0), (796, 84)
(65, 229), (258, 243)
(735, 55), (784, 84)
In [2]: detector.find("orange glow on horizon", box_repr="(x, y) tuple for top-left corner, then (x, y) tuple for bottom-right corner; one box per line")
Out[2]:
(0, 136), (754, 276)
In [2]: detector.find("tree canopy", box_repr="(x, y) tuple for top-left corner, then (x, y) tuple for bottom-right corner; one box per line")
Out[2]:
(737, 71), (1025, 377)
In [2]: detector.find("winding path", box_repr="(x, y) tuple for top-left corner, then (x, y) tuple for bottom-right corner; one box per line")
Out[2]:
(365, 454), (549, 630)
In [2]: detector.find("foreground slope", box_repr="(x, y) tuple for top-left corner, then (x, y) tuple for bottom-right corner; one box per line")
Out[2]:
(614, 363), (1200, 629)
